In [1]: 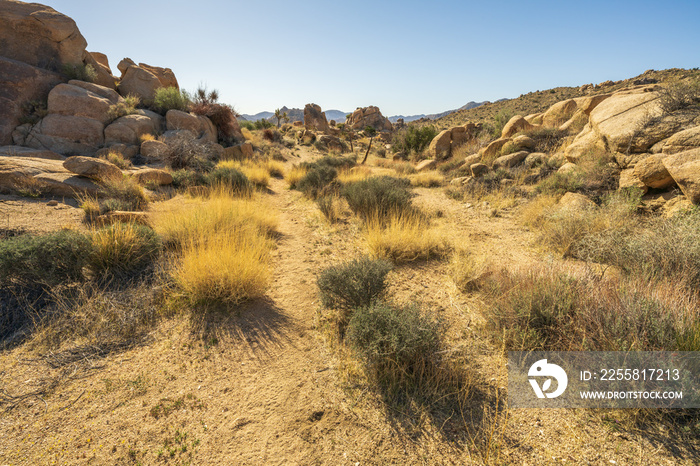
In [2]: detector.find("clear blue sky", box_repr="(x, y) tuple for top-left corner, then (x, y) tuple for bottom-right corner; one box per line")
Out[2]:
(42, 0), (700, 116)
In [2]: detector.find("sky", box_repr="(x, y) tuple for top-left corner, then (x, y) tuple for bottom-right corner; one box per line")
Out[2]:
(42, 0), (700, 117)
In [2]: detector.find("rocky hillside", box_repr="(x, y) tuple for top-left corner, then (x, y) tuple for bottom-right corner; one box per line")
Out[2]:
(420, 69), (700, 133)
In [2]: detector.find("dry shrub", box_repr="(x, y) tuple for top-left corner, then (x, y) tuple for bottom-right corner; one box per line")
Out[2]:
(283, 165), (307, 189)
(262, 159), (285, 178)
(190, 87), (239, 144)
(483, 266), (700, 352)
(139, 133), (156, 143)
(100, 176), (149, 213)
(316, 194), (345, 223)
(449, 249), (491, 292)
(365, 211), (450, 263)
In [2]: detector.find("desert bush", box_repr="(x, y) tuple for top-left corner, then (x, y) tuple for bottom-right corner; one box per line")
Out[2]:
(489, 109), (515, 139)
(574, 207), (700, 288)
(171, 169), (208, 190)
(100, 176), (149, 212)
(19, 99), (48, 125)
(190, 86), (239, 144)
(165, 133), (218, 171)
(206, 166), (252, 194)
(240, 119), (273, 130)
(295, 165), (338, 198)
(216, 160), (269, 189)
(107, 95), (140, 122)
(262, 128), (283, 143)
(89, 223), (162, 280)
(536, 152), (617, 197)
(99, 151), (131, 169)
(0, 230), (92, 287)
(522, 127), (569, 153)
(62, 63), (96, 82)
(153, 86), (190, 114)
(365, 211), (449, 263)
(317, 257), (393, 333)
(262, 160), (285, 178)
(483, 267), (700, 352)
(659, 79), (700, 115)
(392, 126), (438, 155)
(285, 165), (308, 189)
(316, 195), (344, 223)
(342, 176), (414, 221)
(347, 301), (442, 391)
(438, 156), (465, 174)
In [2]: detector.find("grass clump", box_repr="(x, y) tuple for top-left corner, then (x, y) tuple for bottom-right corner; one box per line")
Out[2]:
(171, 169), (208, 190)
(0, 229), (92, 287)
(285, 165), (308, 189)
(295, 164), (338, 198)
(153, 87), (191, 114)
(342, 176), (414, 221)
(365, 212), (449, 263)
(450, 249), (491, 293)
(100, 176), (149, 213)
(536, 152), (618, 197)
(409, 171), (444, 187)
(216, 160), (269, 188)
(206, 166), (251, 194)
(107, 95), (140, 121)
(89, 223), (162, 281)
(99, 151), (132, 169)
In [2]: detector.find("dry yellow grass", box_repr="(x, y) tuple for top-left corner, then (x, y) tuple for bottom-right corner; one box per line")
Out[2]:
(99, 150), (131, 169)
(285, 165), (308, 188)
(449, 248), (491, 292)
(365, 211), (450, 262)
(152, 188), (278, 306)
(262, 159), (286, 178)
(217, 160), (270, 188)
(337, 166), (372, 184)
(409, 171), (444, 187)
(139, 133), (156, 143)
(175, 228), (273, 306)
(152, 188), (278, 249)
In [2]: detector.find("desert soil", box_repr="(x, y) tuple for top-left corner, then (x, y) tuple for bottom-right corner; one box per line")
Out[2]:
(0, 153), (697, 465)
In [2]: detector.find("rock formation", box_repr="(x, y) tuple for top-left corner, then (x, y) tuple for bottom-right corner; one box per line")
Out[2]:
(304, 104), (329, 133)
(345, 106), (393, 132)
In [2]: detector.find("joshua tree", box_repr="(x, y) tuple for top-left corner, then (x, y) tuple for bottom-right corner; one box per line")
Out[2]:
(274, 108), (283, 128)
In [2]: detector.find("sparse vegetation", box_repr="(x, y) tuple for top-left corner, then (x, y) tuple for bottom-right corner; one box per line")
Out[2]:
(62, 63), (97, 82)
(99, 150), (132, 169)
(391, 126), (438, 155)
(100, 176), (149, 213)
(365, 211), (449, 263)
(153, 86), (191, 114)
(342, 176), (414, 221)
(107, 95), (140, 121)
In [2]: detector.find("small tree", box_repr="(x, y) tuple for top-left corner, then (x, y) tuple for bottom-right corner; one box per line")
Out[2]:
(361, 126), (377, 164)
(274, 108), (283, 128)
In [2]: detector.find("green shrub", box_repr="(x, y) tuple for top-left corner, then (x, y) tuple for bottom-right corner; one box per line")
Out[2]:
(171, 169), (208, 189)
(90, 223), (162, 280)
(107, 95), (140, 121)
(0, 230), (92, 287)
(206, 166), (251, 194)
(317, 256), (393, 312)
(347, 302), (442, 389)
(295, 165), (338, 198)
(100, 176), (149, 212)
(489, 109), (515, 139)
(341, 176), (414, 220)
(240, 119), (273, 130)
(392, 126), (438, 155)
(153, 87), (191, 114)
(62, 63), (97, 82)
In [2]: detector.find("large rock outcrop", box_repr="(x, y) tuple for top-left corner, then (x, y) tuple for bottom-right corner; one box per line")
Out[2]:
(427, 122), (480, 158)
(118, 64), (162, 101)
(303, 104), (329, 133)
(0, 56), (64, 144)
(0, 0), (87, 69)
(345, 106), (393, 132)
(662, 148), (700, 204)
(25, 114), (104, 156)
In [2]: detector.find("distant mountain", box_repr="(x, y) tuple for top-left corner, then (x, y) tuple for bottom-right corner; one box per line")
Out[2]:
(388, 101), (488, 123)
(240, 107), (348, 123)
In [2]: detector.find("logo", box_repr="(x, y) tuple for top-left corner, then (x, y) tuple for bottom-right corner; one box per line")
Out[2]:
(528, 359), (568, 399)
